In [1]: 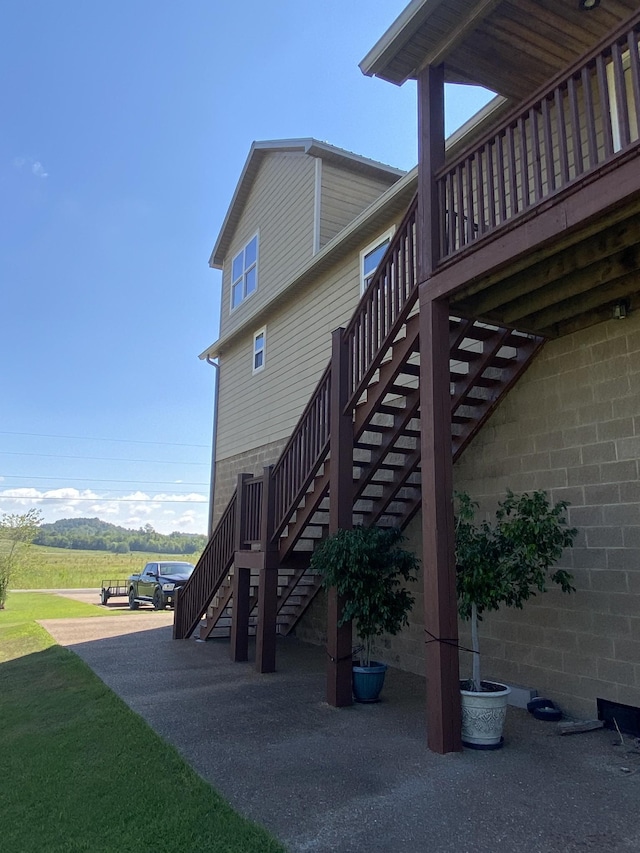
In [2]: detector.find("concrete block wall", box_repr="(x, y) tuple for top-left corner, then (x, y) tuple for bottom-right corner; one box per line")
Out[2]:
(453, 311), (640, 718)
(294, 313), (639, 720)
(212, 438), (288, 526)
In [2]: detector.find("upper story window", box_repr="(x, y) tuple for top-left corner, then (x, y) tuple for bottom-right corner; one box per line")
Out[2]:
(360, 228), (395, 293)
(252, 327), (266, 374)
(231, 234), (258, 310)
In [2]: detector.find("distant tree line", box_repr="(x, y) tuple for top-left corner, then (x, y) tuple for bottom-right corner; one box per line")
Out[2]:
(33, 517), (207, 555)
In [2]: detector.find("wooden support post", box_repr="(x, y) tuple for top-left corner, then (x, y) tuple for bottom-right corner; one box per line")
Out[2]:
(230, 472), (251, 661)
(256, 466), (279, 674)
(419, 294), (462, 755)
(230, 565), (250, 661)
(417, 63), (444, 283)
(417, 61), (461, 755)
(327, 328), (353, 707)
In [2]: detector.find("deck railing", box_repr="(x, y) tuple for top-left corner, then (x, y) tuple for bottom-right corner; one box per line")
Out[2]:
(271, 364), (331, 540)
(343, 196), (418, 408)
(173, 489), (237, 639)
(240, 476), (263, 546)
(269, 194), (419, 541)
(438, 13), (640, 259)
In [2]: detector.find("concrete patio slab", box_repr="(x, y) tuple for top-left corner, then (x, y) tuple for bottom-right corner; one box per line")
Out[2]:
(40, 616), (640, 853)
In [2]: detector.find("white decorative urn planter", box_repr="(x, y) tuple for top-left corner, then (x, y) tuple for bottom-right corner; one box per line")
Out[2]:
(460, 681), (511, 749)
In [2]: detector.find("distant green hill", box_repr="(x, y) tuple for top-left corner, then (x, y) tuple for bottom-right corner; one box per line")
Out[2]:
(34, 517), (207, 555)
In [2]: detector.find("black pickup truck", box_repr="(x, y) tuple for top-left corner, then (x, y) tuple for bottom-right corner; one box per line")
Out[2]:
(128, 561), (195, 610)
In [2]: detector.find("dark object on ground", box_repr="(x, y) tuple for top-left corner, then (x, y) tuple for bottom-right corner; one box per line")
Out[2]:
(527, 697), (562, 721)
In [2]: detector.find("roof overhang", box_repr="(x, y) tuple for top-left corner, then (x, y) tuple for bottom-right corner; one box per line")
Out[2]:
(361, 0), (637, 101)
(209, 138), (405, 270)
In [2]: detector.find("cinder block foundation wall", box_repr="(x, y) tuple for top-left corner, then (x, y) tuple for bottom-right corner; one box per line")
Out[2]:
(295, 311), (640, 720)
(453, 311), (640, 719)
(212, 439), (288, 526)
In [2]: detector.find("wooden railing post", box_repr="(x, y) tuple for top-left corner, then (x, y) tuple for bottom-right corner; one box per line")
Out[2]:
(234, 473), (251, 552)
(231, 473), (251, 662)
(230, 564), (251, 661)
(327, 328), (353, 707)
(256, 466), (279, 674)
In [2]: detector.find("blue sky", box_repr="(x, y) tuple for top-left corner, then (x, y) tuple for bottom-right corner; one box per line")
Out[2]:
(0, 1), (493, 535)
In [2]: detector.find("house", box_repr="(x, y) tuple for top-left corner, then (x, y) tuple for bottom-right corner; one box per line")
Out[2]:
(177, 1), (640, 755)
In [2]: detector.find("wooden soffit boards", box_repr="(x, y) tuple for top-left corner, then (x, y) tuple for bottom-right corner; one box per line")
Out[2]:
(361, 0), (639, 101)
(449, 200), (640, 339)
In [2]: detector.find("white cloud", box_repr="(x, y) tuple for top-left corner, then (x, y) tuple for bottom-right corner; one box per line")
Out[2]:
(0, 486), (208, 534)
(31, 161), (48, 178)
(12, 155), (48, 178)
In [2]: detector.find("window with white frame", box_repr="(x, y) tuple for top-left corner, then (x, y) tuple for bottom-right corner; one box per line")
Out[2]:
(360, 227), (395, 293)
(252, 327), (266, 374)
(231, 234), (258, 310)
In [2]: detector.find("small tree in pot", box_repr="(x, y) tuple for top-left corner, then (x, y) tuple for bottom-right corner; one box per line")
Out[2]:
(310, 525), (419, 701)
(455, 489), (577, 747)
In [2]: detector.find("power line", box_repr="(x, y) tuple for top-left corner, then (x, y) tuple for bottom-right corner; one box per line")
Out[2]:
(0, 451), (208, 466)
(1, 489), (207, 496)
(0, 430), (209, 449)
(0, 475), (209, 486)
(0, 496), (207, 504)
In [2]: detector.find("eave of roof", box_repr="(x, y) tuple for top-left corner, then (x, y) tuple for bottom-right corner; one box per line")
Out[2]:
(359, 0), (443, 87)
(209, 138), (405, 270)
(360, 0), (637, 101)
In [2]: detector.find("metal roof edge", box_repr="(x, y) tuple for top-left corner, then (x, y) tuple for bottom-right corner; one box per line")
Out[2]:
(209, 138), (406, 269)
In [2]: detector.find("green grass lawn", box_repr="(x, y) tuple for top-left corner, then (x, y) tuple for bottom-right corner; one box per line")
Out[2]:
(8, 543), (202, 589)
(0, 593), (284, 853)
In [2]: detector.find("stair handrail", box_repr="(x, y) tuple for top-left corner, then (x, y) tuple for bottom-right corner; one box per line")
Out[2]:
(342, 195), (418, 409)
(270, 194), (419, 542)
(173, 488), (237, 639)
(271, 362), (332, 540)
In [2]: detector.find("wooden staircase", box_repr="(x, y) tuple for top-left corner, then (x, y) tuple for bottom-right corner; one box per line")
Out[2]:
(198, 561), (321, 640)
(174, 195), (545, 642)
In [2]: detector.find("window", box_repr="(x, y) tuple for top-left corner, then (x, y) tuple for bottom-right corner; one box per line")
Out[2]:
(231, 234), (258, 309)
(252, 327), (266, 374)
(360, 228), (395, 293)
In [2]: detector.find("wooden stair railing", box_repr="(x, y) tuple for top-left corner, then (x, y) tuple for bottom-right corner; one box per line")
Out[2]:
(173, 489), (237, 639)
(175, 189), (546, 642)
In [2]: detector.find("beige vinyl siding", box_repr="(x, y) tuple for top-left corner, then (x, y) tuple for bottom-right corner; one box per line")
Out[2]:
(216, 257), (359, 461)
(319, 163), (399, 249)
(220, 152), (316, 340)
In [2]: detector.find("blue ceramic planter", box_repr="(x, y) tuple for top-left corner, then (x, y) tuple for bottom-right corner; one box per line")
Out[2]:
(352, 662), (388, 703)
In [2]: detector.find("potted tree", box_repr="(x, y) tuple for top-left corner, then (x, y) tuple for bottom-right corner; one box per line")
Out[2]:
(310, 525), (419, 702)
(455, 490), (577, 749)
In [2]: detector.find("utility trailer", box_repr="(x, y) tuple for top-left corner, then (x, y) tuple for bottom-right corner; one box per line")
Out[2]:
(99, 579), (129, 606)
